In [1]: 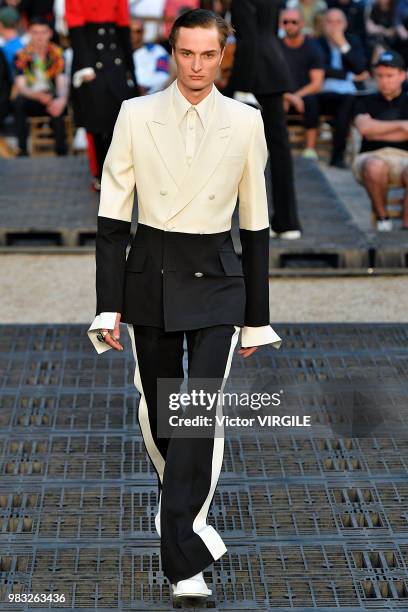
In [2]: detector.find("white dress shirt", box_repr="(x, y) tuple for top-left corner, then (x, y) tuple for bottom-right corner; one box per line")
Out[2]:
(173, 79), (216, 164)
(88, 80), (282, 353)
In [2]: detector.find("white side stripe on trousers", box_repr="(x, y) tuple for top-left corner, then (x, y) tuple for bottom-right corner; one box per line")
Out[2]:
(192, 325), (241, 560)
(127, 324), (166, 483)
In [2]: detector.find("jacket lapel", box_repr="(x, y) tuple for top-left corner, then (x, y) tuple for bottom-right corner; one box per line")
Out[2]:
(146, 83), (233, 221)
(146, 83), (189, 188)
(166, 87), (232, 221)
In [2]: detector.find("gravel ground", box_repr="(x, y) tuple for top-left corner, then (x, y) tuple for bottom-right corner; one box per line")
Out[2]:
(1, 253), (408, 324)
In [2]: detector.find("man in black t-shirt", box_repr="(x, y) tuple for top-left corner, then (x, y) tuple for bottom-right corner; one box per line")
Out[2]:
(280, 8), (325, 159)
(353, 50), (408, 231)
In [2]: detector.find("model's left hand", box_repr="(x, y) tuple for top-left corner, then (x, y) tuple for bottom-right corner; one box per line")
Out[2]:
(238, 346), (258, 358)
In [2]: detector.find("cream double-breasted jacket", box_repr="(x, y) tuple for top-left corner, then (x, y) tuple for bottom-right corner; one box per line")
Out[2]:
(88, 80), (282, 354)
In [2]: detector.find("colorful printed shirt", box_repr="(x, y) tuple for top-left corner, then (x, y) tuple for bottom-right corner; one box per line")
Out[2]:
(14, 42), (64, 94)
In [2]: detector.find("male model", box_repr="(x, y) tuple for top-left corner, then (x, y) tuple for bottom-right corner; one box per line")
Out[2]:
(87, 9), (282, 601)
(230, 0), (303, 239)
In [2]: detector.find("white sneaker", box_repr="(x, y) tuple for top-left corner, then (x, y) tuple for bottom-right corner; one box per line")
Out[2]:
(172, 571), (212, 598)
(302, 148), (318, 160)
(279, 230), (302, 239)
(376, 218), (392, 231)
(271, 229), (302, 240)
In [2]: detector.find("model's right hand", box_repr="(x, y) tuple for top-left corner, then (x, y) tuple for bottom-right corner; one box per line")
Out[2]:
(100, 313), (123, 351)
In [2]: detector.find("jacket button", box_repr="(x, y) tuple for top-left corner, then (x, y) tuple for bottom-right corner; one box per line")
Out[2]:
(98, 27), (105, 35)
(209, 194), (215, 200)
(194, 272), (204, 277)
(96, 42), (104, 50)
(115, 58), (122, 65)
(110, 43), (117, 49)
(160, 190), (167, 196)
(96, 61), (103, 69)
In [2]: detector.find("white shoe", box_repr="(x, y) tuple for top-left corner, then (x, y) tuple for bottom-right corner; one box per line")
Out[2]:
(376, 218), (392, 231)
(279, 230), (302, 240)
(270, 228), (302, 240)
(172, 571), (212, 598)
(301, 148), (318, 160)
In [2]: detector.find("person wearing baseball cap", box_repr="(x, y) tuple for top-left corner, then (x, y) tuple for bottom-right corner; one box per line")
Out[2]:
(0, 7), (24, 79)
(352, 49), (408, 231)
(373, 50), (406, 70)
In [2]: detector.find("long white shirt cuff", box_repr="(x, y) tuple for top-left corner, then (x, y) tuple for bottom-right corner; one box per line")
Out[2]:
(87, 312), (117, 355)
(241, 325), (282, 350)
(73, 67), (96, 88)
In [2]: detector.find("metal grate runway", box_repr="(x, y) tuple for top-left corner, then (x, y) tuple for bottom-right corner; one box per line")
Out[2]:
(1, 323), (408, 611)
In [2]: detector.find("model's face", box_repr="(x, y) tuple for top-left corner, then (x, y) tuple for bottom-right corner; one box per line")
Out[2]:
(172, 26), (224, 93)
(281, 10), (303, 38)
(375, 66), (406, 96)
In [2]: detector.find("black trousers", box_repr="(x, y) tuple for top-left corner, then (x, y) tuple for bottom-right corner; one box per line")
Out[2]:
(287, 95), (320, 130)
(127, 323), (240, 584)
(317, 92), (355, 163)
(14, 95), (67, 154)
(255, 93), (301, 233)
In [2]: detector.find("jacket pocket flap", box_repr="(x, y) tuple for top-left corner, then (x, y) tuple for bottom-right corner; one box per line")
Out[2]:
(126, 247), (147, 272)
(219, 250), (244, 276)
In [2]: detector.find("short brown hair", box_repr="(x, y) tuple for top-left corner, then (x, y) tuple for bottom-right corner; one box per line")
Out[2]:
(169, 9), (232, 50)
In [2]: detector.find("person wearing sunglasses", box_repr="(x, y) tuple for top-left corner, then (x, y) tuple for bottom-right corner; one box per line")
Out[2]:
(280, 8), (325, 159)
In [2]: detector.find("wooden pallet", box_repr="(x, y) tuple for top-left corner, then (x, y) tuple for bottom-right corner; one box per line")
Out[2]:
(29, 112), (74, 156)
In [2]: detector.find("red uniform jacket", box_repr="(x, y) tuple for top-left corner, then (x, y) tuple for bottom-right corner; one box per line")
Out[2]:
(65, 0), (130, 28)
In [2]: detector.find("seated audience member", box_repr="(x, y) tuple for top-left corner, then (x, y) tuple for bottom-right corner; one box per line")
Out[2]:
(163, 0), (200, 38)
(316, 8), (367, 167)
(129, 0), (165, 44)
(0, 7), (24, 79)
(280, 7), (325, 159)
(14, 16), (68, 156)
(353, 50), (408, 231)
(285, 0), (328, 36)
(0, 47), (11, 126)
(366, 0), (397, 61)
(393, 0), (408, 63)
(327, 0), (367, 50)
(130, 18), (170, 94)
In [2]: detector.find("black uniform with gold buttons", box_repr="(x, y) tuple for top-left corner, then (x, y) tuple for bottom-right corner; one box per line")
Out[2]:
(65, 0), (138, 135)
